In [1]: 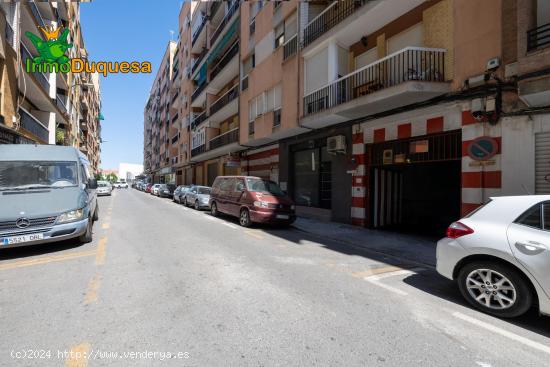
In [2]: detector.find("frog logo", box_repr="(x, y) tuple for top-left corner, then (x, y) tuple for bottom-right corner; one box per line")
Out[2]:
(25, 25), (72, 67)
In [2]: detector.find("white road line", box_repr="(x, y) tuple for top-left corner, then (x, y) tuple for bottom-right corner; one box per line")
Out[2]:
(221, 222), (238, 229)
(364, 268), (424, 281)
(365, 278), (409, 296)
(453, 312), (550, 355)
(204, 215), (217, 221)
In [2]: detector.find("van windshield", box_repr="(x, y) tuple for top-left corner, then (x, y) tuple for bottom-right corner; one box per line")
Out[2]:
(0, 161), (79, 190)
(246, 178), (285, 197)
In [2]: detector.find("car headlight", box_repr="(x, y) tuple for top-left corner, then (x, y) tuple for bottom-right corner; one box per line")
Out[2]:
(57, 209), (85, 223)
(254, 201), (269, 208)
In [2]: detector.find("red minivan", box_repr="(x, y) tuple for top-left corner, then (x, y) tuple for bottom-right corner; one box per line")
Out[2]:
(209, 176), (296, 227)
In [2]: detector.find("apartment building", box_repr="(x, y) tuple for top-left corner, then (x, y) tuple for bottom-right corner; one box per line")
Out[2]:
(144, 41), (177, 183)
(0, 1), (102, 173)
(144, 0), (550, 232)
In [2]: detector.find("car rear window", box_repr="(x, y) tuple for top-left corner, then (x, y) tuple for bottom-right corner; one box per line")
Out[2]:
(515, 203), (542, 229)
(198, 187), (211, 195)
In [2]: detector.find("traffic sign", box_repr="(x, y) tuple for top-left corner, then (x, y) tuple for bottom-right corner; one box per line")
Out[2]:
(467, 136), (499, 161)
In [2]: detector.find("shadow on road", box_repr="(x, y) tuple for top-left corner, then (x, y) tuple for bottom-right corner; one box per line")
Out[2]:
(403, 271), (550, 338)
(0, 237), (87, 261)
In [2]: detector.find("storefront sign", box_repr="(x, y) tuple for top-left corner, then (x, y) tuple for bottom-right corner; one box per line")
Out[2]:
(225, 156), (240, 167)
(467, 136), (498, 161)
(382, 149), (393, 165)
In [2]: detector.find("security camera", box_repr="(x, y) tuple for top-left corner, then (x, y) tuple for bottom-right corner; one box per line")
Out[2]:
(472, 110), (486, 121)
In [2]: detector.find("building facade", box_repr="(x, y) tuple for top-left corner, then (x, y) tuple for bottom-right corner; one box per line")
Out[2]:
(144, 0), (550, 232)
(0, 0), (102, 173)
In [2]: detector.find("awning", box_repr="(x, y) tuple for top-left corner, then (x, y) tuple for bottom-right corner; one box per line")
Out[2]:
(207, 18), (238, 64)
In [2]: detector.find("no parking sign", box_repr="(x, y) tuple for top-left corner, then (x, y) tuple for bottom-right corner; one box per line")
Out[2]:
(467, 136), (499, 161)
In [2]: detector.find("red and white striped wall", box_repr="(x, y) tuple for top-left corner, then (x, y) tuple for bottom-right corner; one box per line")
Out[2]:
(350, 103), (502, 226)
(240, 144), (280, 182)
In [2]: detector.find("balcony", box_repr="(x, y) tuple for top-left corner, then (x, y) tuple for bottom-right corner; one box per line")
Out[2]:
(301, 47), (449, 128)
(19, 108), (49, 143)
(210, 1), (240, 47)
(208, 41), (239, 93)
(191, 110), (208, 130)
(303, 0), (366, 48)
(191, 48), (207, 74)
(171, 91), (180, 109)
(209, 128), (239, 150)
(56, 95), (68, 115)
(20, 42), (50, 93)
(191, 144), (206, 157)
(209, 85), (238, 125)
(191, 81), (207, 106)
(283, 35), (298, 60)
(191, 14), (206, 51)
(527, 22), (550, 51)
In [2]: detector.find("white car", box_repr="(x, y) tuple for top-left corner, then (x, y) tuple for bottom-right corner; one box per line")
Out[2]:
(437, 196), (550, 318)
(97, 181), (112, 196)
(113, 181), (128, 189)
(151, 184), (161, 196)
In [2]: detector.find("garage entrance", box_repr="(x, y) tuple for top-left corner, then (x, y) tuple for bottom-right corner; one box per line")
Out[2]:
(368, 130), (462, 235)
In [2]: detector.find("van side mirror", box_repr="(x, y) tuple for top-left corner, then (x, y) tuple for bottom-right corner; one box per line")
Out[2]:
(87, 177), (98, 189)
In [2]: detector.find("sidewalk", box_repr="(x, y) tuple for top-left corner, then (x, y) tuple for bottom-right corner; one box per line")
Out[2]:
(291, 217), (438, 267)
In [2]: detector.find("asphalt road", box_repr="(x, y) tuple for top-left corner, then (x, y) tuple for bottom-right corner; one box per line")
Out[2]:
(1, 188), (549, 367)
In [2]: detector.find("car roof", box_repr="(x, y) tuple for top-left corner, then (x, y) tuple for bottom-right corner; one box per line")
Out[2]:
(0, 144), (81, 161)
(214, 176), (261, 179)
(470, 195), (550, 223)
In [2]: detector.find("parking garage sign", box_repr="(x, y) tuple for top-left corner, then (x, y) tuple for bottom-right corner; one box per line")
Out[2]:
(467, 136), (498, 161)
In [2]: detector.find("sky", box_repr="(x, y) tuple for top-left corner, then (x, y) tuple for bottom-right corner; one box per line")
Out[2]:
(80, 0), (183, 171)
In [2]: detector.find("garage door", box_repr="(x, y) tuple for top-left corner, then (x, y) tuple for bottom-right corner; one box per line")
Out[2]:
(535, 132), (550, 194)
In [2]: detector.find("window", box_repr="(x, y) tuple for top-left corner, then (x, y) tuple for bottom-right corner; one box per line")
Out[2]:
(284, 12), (297, 39)
(274, 23), (284, 48)
(235, 179), (245, 192)
(516, 204), (542, 229)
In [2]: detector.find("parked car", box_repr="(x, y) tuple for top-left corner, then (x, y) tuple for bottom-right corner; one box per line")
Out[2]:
(151, 184), (161, 196)
(436, 196), (550, 318)
(158, 184), (176, 198)
(173, 185), (190, 203)
(184, 185), (211, 210)
(97, 181), (112, 196)
(145, 183), (153, 193)
(209, 176), (295, 227)
(0, 145), (99, 249)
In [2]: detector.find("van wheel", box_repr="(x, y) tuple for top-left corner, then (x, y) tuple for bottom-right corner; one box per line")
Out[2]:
(211, 202), (218, 217)
(92, 205), (99, 221)
(457, 261), (533, 318)
(239, 209), (251, 227)
(79, 217), (93, 244)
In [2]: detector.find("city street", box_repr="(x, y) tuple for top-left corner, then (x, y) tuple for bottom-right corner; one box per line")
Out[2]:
(1, 189), (550, 367)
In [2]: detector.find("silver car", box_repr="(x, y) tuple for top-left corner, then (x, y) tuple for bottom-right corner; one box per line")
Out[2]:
(437, 196), (550, 318)
(184, 185), (211, 210)
(97, 181), (112, 196)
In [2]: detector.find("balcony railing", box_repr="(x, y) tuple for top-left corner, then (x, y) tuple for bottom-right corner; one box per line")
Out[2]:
(192, 14), (206, 47)
(527, 22), (550, 51)
(210, 41), (239, 81)
(191, 81), (206, 102)
(210, 85), (239, 116)
(191, 110), (208, 129)
(210, 0), (240, 46)
(19, 108), (49, 143)
(56, 95), (67, 114)
(303, 47), (446, 116)
(303, 0), (366, 48)
(209, 128), (239, 150)
(20, 43), (50, 93)
(28, 1), (46, 28)
(192, 48), (207, 74)
(191, 144), (206, 157)
(283, 34), (298, 60)
(5, 21), (14, 48)
(171, 91), (179, 104)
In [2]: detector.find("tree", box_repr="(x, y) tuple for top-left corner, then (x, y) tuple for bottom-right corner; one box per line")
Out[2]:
(105, 173), (118, 183)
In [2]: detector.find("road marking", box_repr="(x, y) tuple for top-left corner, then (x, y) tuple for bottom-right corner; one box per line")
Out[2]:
(221, 222), (238, 229)
(204, 215), (217, 221)
(244, 230), (264, 240)
(84, 274), (100, 305)
(0, 251), (96, 271)
(101, 223), (110, 229)
(65, 342), (90, 367)
(95, 237), (107, 265)
(352, 265), (405, 278)
(452, 312), (550, 355)
(362, 268), (425, 296)
(365, 278), (409, 296)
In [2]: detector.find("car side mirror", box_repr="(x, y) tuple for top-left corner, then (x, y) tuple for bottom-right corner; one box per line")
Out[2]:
(87, 177), (98, 190)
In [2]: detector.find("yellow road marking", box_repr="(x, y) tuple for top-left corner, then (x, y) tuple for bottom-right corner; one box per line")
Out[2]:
(0, 250), (96, 271)
(351, 265), (406, 278)
(95, 237), (107, 265)
(244, 230), (264, 240)
(65, 342), (90, 367)
(84, 274), (100, 305)
(101, 223), (110, 229)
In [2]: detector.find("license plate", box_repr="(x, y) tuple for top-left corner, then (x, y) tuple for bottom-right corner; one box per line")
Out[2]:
(276, 214), (289, 219)
(1, 233), (44, 246)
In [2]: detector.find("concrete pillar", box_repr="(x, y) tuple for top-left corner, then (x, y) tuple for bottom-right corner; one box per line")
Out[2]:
(327, 40), (338, 82)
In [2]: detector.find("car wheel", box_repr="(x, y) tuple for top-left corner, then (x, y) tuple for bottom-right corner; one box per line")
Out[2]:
(194, 200), (200, 210)
(211, 202), (218, 217)
(457, 261), (533, 318)
(78, 217), (93, 244)
(92, 205), (99, 221)
(184, 198), (188, 206)
(239, 208), (252, 227)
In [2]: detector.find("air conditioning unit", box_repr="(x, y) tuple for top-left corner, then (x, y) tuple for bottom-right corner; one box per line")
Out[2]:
(327, 135), (346, 154)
